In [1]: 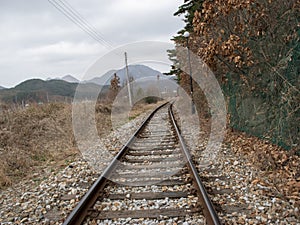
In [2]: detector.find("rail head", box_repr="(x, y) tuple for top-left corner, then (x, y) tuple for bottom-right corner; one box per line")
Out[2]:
(168, 103), (222, 225)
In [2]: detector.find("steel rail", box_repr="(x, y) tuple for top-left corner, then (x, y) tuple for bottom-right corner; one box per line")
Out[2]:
(63, 102), (169, 225)
(168, 103), (222, 225)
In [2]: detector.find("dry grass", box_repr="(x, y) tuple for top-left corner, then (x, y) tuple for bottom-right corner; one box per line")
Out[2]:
(129, 101), (164, 119)
(0, 101), (161, 188)
(0, 103), (76, 188)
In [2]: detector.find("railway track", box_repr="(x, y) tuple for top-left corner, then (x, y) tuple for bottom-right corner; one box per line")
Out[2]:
(64, 102), (221, 225)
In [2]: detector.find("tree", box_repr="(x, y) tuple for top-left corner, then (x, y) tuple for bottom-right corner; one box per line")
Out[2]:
(165, 49), (182, 79)
(171, 0), (299, 148)
(173, 0), (205, 34)
(192, 0), (299, 86)
(107, 73), (120, 101)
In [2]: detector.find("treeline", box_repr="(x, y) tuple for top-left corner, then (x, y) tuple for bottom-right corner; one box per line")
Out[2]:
(171, 0), (299, 149)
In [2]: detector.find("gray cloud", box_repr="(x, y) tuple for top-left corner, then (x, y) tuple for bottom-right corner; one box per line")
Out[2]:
(0, 0), (184, 87)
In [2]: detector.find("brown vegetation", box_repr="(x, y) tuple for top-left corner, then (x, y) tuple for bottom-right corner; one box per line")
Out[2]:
(0, 100), (161, 188)
(106, 73), (121, 102)
(175, 0), (299, 149)
(0, 103), (76, 187)
(226, 129), (300, 206)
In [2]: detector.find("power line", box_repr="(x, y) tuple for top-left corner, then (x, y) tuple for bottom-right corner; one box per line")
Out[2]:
(48, 0), (137, 108)
(48, 0), (110, 48)
(57, 0), (114, 47)
(48, 0), (114, 49)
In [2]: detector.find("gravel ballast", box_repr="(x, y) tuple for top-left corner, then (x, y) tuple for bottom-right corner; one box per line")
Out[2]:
(1, 103), (299, 224)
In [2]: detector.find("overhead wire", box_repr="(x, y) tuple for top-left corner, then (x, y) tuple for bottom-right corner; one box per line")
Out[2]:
(48, 0), (129, 74)
(57, 0), (114, 48)
(48, 0), (114, 49)
(48, 0), (110, 48)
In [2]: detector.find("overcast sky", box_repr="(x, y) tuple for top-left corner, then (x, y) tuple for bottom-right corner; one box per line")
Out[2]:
(0, 0), (185, 88)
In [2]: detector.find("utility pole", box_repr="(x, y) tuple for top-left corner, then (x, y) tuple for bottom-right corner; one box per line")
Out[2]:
(183, 31), (195, 114)
(157, 74), (161, 98)
(125, 52), (133, 107)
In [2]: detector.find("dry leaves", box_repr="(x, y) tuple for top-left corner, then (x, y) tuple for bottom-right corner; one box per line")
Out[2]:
(226, 129), (300, 206)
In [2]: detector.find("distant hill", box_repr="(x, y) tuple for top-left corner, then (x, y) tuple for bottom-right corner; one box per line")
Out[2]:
(0, 79), (107, 104)
(86, 70), (117, 85)
(14, 79), (77, 96)
(87, 65), (166, 86)
(0, 65), (177, 104)
(0, 86), (5, 90)
(61, 75), (79, 83)
(84, 65), (177, 97)
(47, 65), (173, 86)
(46, 75), (79, 83)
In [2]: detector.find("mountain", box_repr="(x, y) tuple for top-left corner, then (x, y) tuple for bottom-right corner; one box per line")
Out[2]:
(83, 65), (178, 99)
(86, 70), (117, 85)
(61, 75), (79, 83)
(0, 79), (106, 103)
(0, 64), (176, 104)
(87, 65), (167, 86)
(14, 79), (77, 95)
(46, 75), (79, 83)
(47, 65), (172, 86)
(0, 86), (5, 90)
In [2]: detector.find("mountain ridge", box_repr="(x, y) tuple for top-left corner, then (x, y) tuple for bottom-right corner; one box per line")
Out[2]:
(61, 75), (79, 83)
(0, 79), (108, 103)
(48, 65), (168, 85)
(0, 64), (176, 104)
